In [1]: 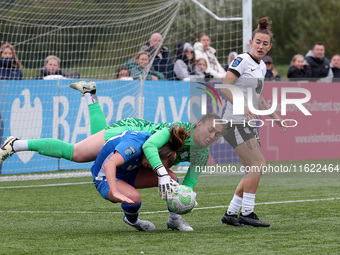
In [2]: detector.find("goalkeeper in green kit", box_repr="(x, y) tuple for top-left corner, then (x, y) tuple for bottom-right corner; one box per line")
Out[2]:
(0, 81), (223, 231)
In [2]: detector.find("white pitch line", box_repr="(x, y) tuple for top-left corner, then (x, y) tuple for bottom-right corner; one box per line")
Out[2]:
(0, 182), (93, 189)
(0, 197), (338, 215)
(0, 176), (185, 189)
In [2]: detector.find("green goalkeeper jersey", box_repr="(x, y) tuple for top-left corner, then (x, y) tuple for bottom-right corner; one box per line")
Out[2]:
(104, 118), (209, 189)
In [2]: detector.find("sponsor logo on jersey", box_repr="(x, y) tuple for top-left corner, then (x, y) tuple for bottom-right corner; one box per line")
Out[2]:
(124, 146), (136, 156)
(180, 151), (188, 159)
(231, 56), (243, 67)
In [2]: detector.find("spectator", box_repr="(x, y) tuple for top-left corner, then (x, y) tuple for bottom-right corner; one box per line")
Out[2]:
(194, 33), (226, 79)
(0, 43), (23, 80)
(34, 55), (80, 80)
(287, 54), (312, 81)
(141, 33), (175, 80)
(174, 41), (204, 81)
(116, 67), (133, 80)
(197, 58), (213, 81)
(330, 54), (340, 81)
(224, 51), (238, 71)
(125, 51), (164, 80)
(264, 56), (281, 81)
(305, 42), (333, 81)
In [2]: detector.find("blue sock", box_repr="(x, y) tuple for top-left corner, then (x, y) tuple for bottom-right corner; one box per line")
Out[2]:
(121, 203), (141, 223)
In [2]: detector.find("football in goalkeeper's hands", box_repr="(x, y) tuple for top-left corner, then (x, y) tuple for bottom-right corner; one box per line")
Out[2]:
(167, 185), (197, 215)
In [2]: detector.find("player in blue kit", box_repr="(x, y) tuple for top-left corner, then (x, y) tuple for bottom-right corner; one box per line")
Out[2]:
(91, 126), (189, 231)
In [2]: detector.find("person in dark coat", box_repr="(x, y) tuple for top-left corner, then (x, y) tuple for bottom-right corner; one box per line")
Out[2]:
(264, 56), (281, 81)
(305, 42), (333, 81)
(287, 54), (312, 81)
(141, 33), (175, 80)
(0, 43), (23, 80)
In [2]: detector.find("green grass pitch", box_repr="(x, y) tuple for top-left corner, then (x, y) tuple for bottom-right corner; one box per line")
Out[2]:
(0, 160), (339, 254)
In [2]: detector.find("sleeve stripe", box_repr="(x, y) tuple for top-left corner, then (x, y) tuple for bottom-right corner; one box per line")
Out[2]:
(228, 68), (240, 77)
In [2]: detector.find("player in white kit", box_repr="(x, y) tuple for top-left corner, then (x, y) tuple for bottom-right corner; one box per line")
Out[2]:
(221, 17), (287, 227)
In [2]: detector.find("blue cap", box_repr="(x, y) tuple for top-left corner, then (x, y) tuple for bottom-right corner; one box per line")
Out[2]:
(264, 56), (273, 63)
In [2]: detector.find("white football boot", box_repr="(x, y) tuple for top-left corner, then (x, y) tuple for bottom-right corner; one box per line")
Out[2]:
(123, 216), (156, 231)
(0, 136), (18, 164)
(167, 216), (194, 231)
(70, 80), (96, 94)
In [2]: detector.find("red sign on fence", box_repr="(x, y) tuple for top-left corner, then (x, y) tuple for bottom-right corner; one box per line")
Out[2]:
(260, 82), (340, 161)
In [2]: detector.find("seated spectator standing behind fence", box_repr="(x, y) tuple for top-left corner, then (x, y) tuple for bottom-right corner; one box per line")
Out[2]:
(194, 33), (226, 79)
(141, 33), (175, 80)
(224, 51), (238, 71)
(0, 43), (23, 80)
(330, 54), (340, 81)
(174, 41), (204, 81)
(197, 58), (213, 82)
(264, 56), (281, 81)
(125, 51), (164, 81)
(116, 67), (133, 81)
(287, 54), (312, 81)
(305, 42), (333, 82)
(34, 55), (80, 80)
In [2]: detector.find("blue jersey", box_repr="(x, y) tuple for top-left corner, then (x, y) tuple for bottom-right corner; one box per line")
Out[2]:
(91, 130), (151, 181)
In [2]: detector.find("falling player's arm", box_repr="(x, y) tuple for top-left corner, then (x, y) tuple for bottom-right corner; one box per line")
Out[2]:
(182, 147), (209, 189)
(142, 127), (170, 169)
(103, 152), (134, 204)
(142, 127), (175, 200)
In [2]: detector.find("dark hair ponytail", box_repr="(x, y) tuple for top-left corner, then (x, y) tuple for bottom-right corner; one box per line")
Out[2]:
(158, 125), (190, 168)
(258, 17), (271, 30)
(169, 125), (190, 151)
(252, 17), (273, 42)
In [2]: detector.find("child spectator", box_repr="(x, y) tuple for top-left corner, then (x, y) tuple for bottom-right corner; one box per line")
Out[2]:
(264, 56), (281, 81)
(116, 67), (133, 80)
(287, 54), (312, 81)
(34, 55), (80, 80)
(0, 43), (23, 80)
(197, 58), (213, 81)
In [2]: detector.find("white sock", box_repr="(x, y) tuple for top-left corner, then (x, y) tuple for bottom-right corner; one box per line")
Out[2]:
(241, 192), (256, 216)
(227, 194), (243, 215)
(84, 92), (98, 105)
(12, 140), (28, 152)
(169, 211), (180, 221)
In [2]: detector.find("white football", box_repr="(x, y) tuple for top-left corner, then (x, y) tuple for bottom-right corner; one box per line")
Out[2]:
(167, 185), (197, 215)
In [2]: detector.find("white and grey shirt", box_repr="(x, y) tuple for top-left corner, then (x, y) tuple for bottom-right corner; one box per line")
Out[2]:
(222, 52), (266, 122)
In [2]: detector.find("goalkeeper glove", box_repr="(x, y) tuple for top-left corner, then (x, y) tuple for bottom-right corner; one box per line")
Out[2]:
(155, 165), (178, 200)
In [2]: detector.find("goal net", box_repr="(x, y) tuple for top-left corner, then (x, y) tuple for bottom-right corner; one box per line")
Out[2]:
(0, 0), (243, 179)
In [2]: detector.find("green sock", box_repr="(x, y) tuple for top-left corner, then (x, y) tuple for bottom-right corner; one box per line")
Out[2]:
(28, 139), (74, 161)
(89, 103), (107, 135)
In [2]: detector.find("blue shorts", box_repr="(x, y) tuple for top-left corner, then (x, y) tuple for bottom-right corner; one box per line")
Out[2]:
(93, 168), (139, 200)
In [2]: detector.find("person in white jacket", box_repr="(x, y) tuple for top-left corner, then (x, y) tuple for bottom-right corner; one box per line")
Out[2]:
(194, 33), (226, 79)
(173, 41), (204, 81)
